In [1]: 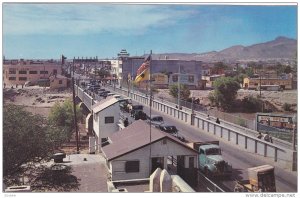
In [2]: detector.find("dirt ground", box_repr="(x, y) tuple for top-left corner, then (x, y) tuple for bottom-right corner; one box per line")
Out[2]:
(156, 88), (297, 112)
(4, 86), (72, 117)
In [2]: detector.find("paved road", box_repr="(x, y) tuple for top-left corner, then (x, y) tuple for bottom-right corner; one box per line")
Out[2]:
(109, 89), (297, 192)
(85, 84), (297, 192)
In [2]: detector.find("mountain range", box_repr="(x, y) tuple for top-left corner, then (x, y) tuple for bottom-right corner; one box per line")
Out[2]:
(152, 36), (297, 62)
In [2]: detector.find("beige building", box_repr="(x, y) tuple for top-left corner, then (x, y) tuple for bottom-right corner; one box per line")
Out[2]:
(3, 59), (62, 85)
(49, 74), (68, 89)
(243, 77), (293, 90)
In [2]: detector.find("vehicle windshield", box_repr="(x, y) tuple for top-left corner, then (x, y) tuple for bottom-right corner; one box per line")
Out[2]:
(206, 148), (221, 155)
(153, 117), (163, 122)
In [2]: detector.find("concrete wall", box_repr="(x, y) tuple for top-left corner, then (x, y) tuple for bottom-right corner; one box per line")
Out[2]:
(93, 103), (120, 151)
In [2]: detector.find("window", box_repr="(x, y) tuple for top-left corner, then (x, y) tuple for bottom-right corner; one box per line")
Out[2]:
(19, 77), (27, 81)
(29, 71), (38, 74)
(19, 70), (27, 74)
(125, 161), (139, 173)
(9, 69), (16, 74)
(8, 77), (16, 80)
(200, 149), (204, 155)
(59, 80), (62, 84)
(189, 157), (194, 168)
(53, 69), (57, 75)
(40, 71), (48, 74)
(162, 139), (167, 145)
(105, 116), (114, 124)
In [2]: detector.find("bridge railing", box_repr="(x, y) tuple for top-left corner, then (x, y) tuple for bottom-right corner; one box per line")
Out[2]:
(103, 85), (295, 168)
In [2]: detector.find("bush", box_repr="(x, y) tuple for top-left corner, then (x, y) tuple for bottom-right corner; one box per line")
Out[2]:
(283, 103), (292, 111)
(242, 96), (262, 112)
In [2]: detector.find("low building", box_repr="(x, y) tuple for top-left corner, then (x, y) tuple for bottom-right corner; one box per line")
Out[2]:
(49, 74), (68, 89)
(3, 59), (62, 85)
(102, 120), (198, 185)
(202, 74), (225, 88)
(243, 77), (292, 90)
(91, 97), (121, 152)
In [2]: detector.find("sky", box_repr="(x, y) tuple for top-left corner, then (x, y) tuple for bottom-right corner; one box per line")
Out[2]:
(2, 3), (298, 60)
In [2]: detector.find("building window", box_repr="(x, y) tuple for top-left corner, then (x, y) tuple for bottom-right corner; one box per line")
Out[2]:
(162, 139), (167, 145)
(29, 71), (38, 74)
(53, 69), (57, 75)
(8, 77), (16, 81)
(40, 71), (49, 74)
(9, 69), (16, 74)
(19, 77), (27, 81)
(125, 161), (139, 173)
(189, 157), (194, 168)
(19, 70), (27, 74)
(59, 80), (62, 84)
(105, 116), (114, 124)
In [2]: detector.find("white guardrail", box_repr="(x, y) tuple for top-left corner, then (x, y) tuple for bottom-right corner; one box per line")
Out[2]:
(75, 84), (296, 169)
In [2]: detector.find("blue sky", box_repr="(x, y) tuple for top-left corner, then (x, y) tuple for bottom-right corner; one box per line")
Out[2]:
(2, 3), (297, 59)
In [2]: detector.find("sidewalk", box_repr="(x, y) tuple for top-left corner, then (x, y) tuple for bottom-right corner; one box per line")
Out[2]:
(66, 153), (109, 192)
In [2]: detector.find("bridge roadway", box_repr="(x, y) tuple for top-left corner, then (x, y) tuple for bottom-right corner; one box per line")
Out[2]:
(75, 84), (297, 192)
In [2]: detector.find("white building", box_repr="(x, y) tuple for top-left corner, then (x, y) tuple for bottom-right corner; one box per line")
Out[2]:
(110, 59), (122, 85)
(102, 120), (199, 184)
(92, 97), (121, 152)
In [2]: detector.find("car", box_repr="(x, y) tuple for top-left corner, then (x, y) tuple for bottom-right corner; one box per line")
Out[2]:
(130, 105), (144, 116)
(98, 91), (110, 97)
(24, 81), (34, 87)
(147, 115), (164, 126)
(156, 124), (178, 134)
(155, 124), (186, 142)
(132, 111), (147, 120)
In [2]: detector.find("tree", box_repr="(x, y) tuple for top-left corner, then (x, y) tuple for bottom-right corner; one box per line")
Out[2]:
(48, 99), (82, 141)
(3, 104), (54, 177)
(212, 62), (228, 74)
(169, 84), (191, 101)
(209, 77), (240, 111)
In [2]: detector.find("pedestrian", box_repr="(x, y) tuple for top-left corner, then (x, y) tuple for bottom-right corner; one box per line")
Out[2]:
(22, 84), (24, 89)
(124, 118), (129, 127)
(257, 132), (263, 139)
(4, 83), (6, 88)
(263, 132), (271, 142)
(216, 117), (220, 124)
(206, 114), (210, 120)
(16, 84), (18, 88)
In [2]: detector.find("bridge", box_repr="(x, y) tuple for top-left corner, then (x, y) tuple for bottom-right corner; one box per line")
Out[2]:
(75, 84), (295, 168)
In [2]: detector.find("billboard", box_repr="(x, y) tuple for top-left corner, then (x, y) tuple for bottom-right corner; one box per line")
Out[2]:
(169, 73), (197, 86)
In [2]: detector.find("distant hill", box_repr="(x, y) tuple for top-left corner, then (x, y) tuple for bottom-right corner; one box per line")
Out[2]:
(152, 36), (297, 62)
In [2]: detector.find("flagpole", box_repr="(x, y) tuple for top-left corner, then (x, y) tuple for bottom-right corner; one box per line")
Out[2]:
(149, 50), (152, 176)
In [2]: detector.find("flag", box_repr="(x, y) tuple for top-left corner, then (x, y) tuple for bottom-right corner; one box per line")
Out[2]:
(134, 55), (151, 83)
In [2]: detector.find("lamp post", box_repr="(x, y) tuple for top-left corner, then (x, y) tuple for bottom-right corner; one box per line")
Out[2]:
(292, 114), (297, 171)
(178, 64), (181, 109)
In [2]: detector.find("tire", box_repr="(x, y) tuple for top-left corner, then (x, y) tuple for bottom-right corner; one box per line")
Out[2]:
(204, 167), (211, 178)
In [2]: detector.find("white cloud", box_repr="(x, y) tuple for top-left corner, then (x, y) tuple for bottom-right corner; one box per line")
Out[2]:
(3, 4), (195, 35)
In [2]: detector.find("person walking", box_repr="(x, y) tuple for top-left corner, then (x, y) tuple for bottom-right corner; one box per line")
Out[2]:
(206, 114), (210, 120)
(257, 132), (263, 139)
(123, 118), (129, 127)
(216, 117), (220, 124)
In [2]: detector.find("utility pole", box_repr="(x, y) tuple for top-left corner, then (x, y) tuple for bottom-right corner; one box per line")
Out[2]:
(178, 64), (181, 109)
(72, 60), (79, 153)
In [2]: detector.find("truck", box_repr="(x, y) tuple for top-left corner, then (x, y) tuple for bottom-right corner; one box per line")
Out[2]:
(188, 141), (232, 178)
(234, 165), (276, 192)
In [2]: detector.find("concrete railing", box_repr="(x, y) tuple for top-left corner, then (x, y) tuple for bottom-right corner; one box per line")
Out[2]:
(74, 84), (295, 169)
(103, 85), (295, 168)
